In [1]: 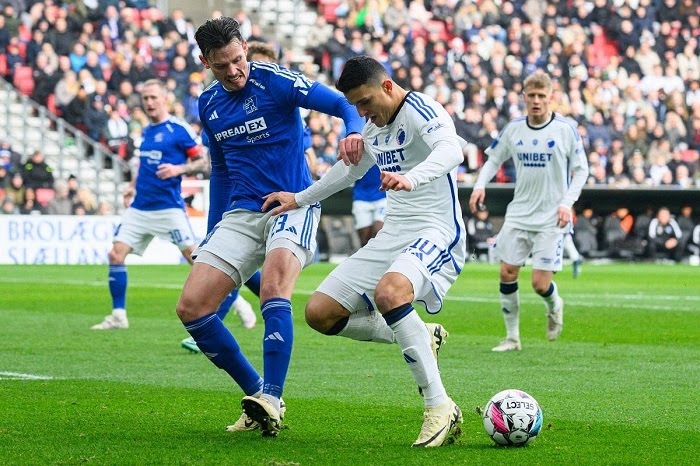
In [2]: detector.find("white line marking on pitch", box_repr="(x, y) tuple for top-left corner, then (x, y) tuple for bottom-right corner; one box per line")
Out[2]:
(0, 371), (55, 380)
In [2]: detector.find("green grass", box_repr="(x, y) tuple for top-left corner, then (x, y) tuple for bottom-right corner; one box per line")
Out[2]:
(1, 263), (699, 465)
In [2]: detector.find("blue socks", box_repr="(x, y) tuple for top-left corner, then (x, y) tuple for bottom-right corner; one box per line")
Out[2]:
(245, 271), (261, 296)
(184, 313), (263, 395)
(215, 290), (237, 320)
(215, 271), (262, 321)
(261, 298), (293, 399)
(108, 264), (127, 310)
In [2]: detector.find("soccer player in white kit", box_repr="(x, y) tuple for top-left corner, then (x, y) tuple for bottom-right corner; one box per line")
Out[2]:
(469, 72), (588, 352)
(264, 56), (466, 448)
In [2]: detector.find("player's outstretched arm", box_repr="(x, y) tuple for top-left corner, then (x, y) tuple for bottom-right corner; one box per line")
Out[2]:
(261, 192), (298, 216)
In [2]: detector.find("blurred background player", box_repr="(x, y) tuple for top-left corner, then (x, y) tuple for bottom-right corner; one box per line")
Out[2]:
(564, 231), (583, 278)
(352, 165), (386, 246)
(469, 71), (588, 352)
(91, 80), (257, 341)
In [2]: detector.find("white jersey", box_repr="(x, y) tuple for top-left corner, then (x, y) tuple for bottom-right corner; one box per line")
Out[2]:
(297, 91), (466, 267)
(483, 114), (587, 231)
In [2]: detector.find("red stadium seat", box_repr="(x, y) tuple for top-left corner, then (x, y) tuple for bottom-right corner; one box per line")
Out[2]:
(46, 93), (61, 116)
(13, 66), (35, 96)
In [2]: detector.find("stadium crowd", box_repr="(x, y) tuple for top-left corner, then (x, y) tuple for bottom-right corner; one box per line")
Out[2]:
(0, 0), (698, 262)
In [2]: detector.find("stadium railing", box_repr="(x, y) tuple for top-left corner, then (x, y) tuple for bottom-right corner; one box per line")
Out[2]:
(0, 78), (130, 211)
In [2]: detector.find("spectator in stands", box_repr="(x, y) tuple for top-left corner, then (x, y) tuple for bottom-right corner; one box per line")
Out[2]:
(4, 172), (24, 206)
(64, 85), (90, 129)
(0, 140), (21, 171)
(1, 197), (17, 215)
(646, 206), (684, 262)
(103, 104), (130, 158)
(466, 207), (495, 263)
(46, 179), (73, 215)
(32, 52), (60, 107)
(47, 17), (75, 56)
(0, 15), (10, 54)
(84, 94), (108, 141)
(20, 187), (43, 215)
(74, 187), (98, 214)
(21, 150), (54, 191)
(603, 207), (644, 258)
(573, 206), (602, 258)
(0, 163), (9, 190)
(53, 70), (80, 114)
(676, 205), (696, 257)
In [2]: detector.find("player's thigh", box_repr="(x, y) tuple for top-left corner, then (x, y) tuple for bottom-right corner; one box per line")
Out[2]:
(494, 225), (533, 267)
(386, 236), (462, 314)
(178, 261), (235, 321)
(195, 210), (267, 285)
(113, 208), (155, 255)
(265, 204), (321, 269)
(317, 230), (403, 314)
(531, 230), (565, 272)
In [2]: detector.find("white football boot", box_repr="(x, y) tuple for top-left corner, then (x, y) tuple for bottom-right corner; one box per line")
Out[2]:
(546, 297), (564, 341)
(412, 398), (463, 447)
(491, 338), (522, 352)
(91, 313), (129, 330)
(233, 295), (257, 329)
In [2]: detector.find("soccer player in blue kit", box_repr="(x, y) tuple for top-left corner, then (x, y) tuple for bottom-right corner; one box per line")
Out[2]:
(175, 17), (364, 437)
(92, 79), (258, 343)
(92, 79), (208, 331)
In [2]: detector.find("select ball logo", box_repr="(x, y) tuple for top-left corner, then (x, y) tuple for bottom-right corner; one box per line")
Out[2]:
(483, 389), (543, 446)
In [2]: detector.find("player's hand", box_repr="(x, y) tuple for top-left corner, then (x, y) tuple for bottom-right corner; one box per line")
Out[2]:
(469, 188), (485, 213)
(337, 133), (364, 166)
(156, 163), (183, 179)
(122, 186), (135, 208)
(557, 205), (572, 228)
(262, 191), (298, 216)
(380, 171), (413, 191)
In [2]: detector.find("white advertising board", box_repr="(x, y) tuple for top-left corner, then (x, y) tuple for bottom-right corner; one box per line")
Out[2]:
(0, 215), (207, 265)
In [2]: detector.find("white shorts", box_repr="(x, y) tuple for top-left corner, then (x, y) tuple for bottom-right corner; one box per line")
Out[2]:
(493, 224), (564, 272)
(352, 199), (387, 229)
(194, 205), (320, 286)
(316, 228), (464, 314)
(114, 207), (196, 255)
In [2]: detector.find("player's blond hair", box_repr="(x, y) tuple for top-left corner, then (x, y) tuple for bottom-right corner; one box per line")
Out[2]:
(523, 72), (553, 92)
(247, 41), (276, 62)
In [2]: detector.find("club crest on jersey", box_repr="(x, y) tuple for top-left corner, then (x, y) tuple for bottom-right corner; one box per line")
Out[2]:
(547, 139), (555, 148)
(244, 96), (258, 115)
(396, 126), (406, 145)
(154, 132), (164, 143)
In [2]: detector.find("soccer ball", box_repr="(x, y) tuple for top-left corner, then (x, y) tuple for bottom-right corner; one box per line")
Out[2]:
(482, 389), (543, 446)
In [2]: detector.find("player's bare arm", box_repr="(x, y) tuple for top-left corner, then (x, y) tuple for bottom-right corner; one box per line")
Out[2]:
(262, 191), (299, 216)
(156, 156), (207, 179)
(337, 133), (364, 166)
(469, 188), (486, 214)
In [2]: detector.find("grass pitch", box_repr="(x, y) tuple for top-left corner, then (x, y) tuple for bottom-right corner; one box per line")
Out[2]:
(0, 262), (698, 465)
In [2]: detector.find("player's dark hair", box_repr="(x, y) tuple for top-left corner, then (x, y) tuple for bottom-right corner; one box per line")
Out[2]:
(336, 56), (388, 93)
(195, 17), (244, 61)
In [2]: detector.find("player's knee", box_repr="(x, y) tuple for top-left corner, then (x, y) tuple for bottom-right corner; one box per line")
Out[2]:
(108, 249), (125, 265)
(176, 291), (201, 323)
(304, 299), (327, 333)
(532, 280), (550, 296)
(374, 284), (401, 312)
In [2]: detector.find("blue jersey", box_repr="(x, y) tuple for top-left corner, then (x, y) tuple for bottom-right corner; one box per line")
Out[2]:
(199, 61), (364, 226)
(132, 116), (199, 211)
(353, 164), (386, 202)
